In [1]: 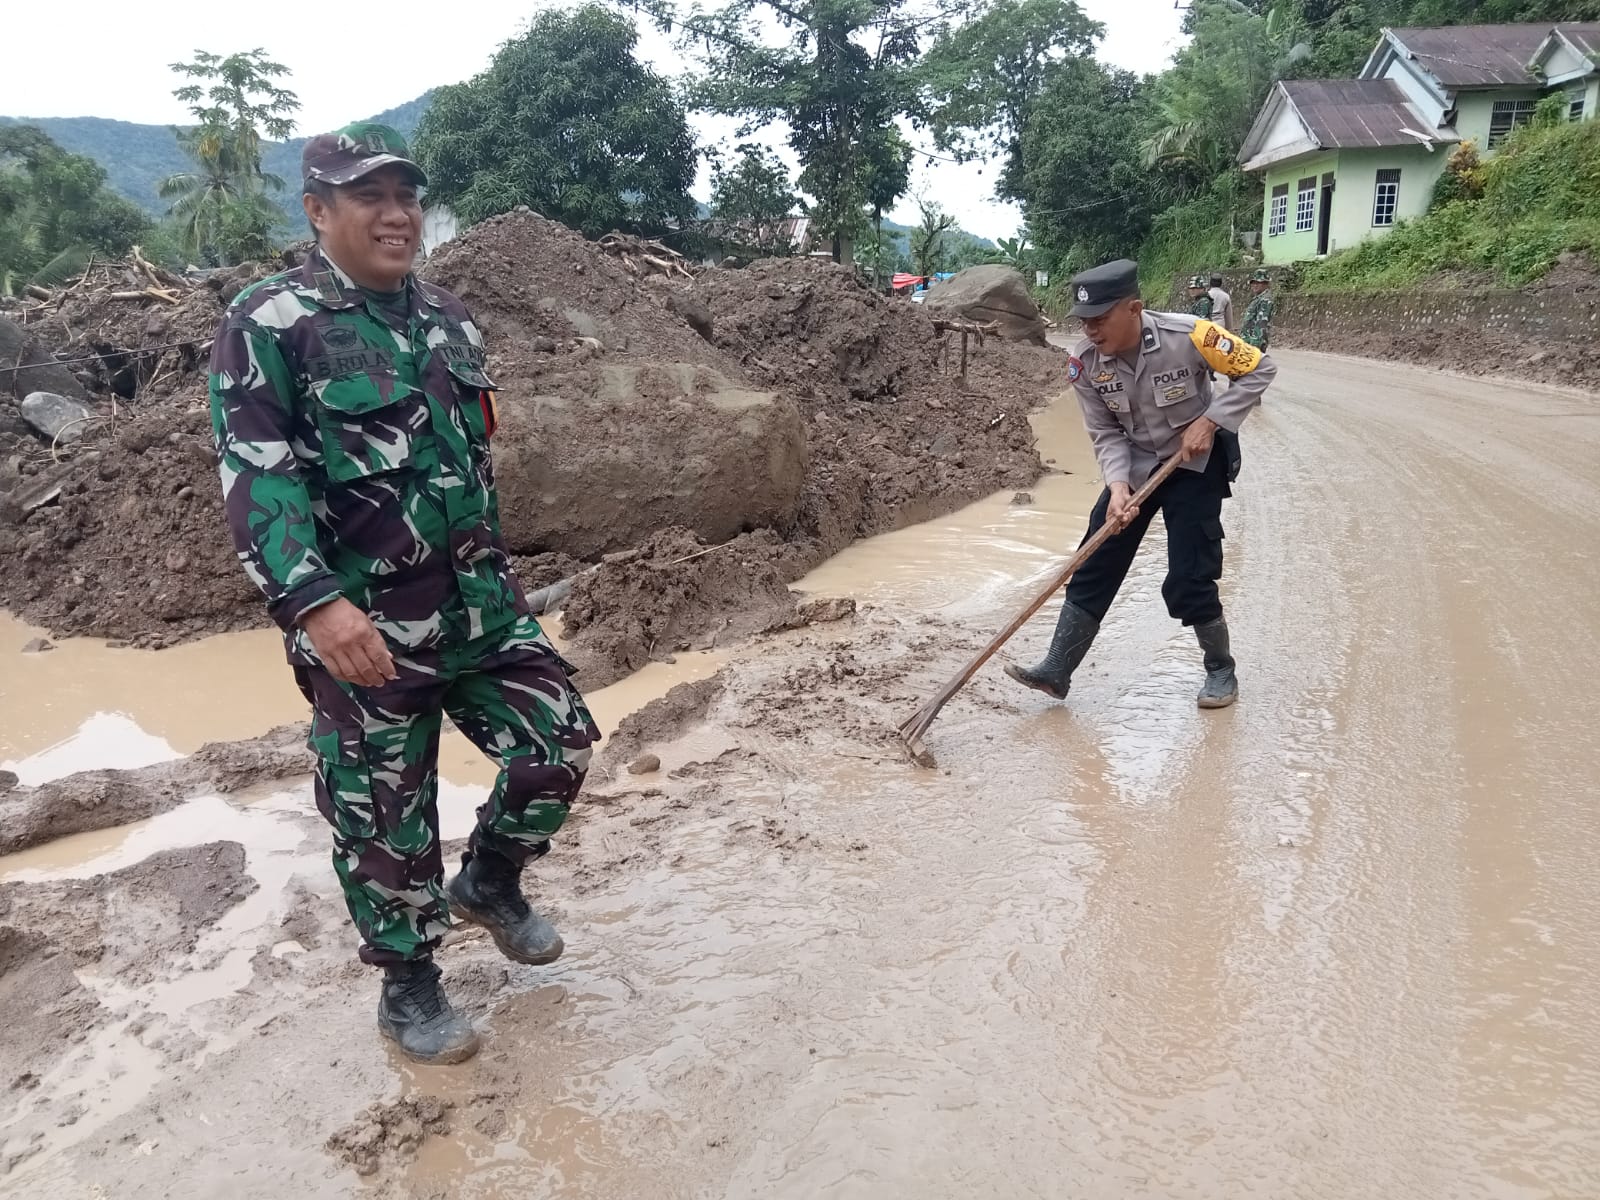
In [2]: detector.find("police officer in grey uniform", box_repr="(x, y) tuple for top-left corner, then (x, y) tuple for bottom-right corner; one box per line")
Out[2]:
(1006, 259), (1275, 707)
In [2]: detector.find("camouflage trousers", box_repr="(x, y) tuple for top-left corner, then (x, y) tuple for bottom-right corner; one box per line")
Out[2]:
(293, 615), (601, 966)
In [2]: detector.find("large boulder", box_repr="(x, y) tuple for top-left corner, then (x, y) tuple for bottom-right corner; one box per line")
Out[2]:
(0, 315), (88, 403)
(923, 265), (1049, 345)
(491, 361), (807, 559)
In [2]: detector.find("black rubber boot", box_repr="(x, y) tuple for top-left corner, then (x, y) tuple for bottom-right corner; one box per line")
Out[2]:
(1194, 617), (1239, 708)
(447, 847), (564, 965)
(377, 958), (480, 1065)
(1004, 601), (1101, 700)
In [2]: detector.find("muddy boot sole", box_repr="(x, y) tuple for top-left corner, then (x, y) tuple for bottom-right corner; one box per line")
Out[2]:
(377, 1017), (481, 1065)
(447, 891), (565, 966)
(1003, 663), (1069, 701)
(1196, 678), (1239, 709)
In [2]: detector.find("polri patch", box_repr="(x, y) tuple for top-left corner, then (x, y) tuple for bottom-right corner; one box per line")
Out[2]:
(1068, 356), (1084, 381)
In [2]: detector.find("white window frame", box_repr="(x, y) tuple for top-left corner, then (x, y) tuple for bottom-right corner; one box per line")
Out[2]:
(1567, 83), (1586, 122)
(1294, 177), (1316, 233)
(1372, 168), (1400, 227)
(1268, 185), (1288, 236)
(1488, 99), (1539, 148)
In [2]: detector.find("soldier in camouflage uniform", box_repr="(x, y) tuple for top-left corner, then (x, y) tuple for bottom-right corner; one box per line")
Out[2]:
(1186, 275), (1213, 320)
(208, 124), (600, 1064)
(1241, 268), (1275, 349)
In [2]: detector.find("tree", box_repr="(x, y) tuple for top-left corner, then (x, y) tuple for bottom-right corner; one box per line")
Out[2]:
(414, 6), (697, 237)
(860, 124), (914, 284)
(161, 49), (299, 264)
(643, 0), (939, 262)
(168, 49), (299, 181)
(710, 143), (802, 255)
(1140, 2), (1308, 195)
(0, 125), (154, 295)
(910, 197), (956, 277)
(1013, 59), (1154, 272)
(920, 0), (1102, 183)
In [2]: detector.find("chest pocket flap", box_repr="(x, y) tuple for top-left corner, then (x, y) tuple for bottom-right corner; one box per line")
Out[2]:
(312, 372), (427, 480)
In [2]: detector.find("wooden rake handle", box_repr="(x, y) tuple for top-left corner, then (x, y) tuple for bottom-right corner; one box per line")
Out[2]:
(897, 454), (1185, 755)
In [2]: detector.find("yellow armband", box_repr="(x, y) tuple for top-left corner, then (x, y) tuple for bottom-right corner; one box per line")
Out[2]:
(1190, 320), (1263, 379)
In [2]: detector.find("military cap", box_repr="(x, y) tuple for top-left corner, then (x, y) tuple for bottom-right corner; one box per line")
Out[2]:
(1069, 259), (1139, 318)
(302, 122), (427, 189)
(1188, 274), (1208, 289)
(1250, 268), (1271, 283)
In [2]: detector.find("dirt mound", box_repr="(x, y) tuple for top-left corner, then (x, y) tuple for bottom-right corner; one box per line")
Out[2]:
(0, 724), (310, 854)
(600, 672), (729, 765)
(562, 527), (799, 686)
(1, 216), (1064, 675)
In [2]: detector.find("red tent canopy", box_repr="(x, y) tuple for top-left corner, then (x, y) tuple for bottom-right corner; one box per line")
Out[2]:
(891, 273), (926, 289)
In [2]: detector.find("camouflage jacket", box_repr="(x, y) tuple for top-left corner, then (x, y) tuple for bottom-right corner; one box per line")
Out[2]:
(1241, 293), (1274, 348)
(208, 247), (527, 661)
(1189, 295), (1214, 320)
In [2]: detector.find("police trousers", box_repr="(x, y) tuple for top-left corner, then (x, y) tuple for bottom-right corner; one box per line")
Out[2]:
(1064, 446), (1231, 627)
(294, 615), (600, 966)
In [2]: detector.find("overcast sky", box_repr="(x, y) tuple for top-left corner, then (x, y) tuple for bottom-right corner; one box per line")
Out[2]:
(2, 0), (1187, 239)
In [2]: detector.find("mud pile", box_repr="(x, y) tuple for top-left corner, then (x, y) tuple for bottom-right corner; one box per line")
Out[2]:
(0, 215), (1065, 673)
(0, 260), (291, 646)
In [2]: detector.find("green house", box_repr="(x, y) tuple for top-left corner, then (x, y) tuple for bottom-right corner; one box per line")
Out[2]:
(1239, 23), (1599, 264)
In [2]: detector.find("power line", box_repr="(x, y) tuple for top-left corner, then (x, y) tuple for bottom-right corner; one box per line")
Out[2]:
(0, 338), (210, 378)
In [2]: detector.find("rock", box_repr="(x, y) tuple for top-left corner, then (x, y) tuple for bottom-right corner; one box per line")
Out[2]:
(0, 770), (17, 793)
(929, 430), (959, 459)
(665, 291), (714, 342)
(19, 393), (93, 445)
(21, 638), (54, 654)
(1528, 350), (1550, 366)
(0, 317), (88, 403)
(1011, 491), (1034, 506)
(489, 362), (807, 559)
(627, 754), (661, 775)
(923, 265), (1050, 345)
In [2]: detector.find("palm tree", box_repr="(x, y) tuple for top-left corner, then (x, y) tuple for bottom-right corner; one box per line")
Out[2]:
(159, 128), (282, 264)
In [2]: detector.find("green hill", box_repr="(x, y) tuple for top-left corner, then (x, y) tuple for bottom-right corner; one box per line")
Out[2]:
(0, 93), (434, 222)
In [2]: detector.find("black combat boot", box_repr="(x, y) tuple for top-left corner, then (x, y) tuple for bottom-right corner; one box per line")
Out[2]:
(1004, 601), (1101, 701)
(447, 846), (564, 965)
(377, 957), (480, 1065)
(1194, 617), (1239, 708)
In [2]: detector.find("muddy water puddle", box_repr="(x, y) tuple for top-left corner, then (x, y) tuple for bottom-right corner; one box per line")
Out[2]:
(0, 610), (726, 788)
(796, 396), (1102, 613)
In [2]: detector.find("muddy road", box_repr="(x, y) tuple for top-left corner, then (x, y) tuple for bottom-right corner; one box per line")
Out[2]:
(2, 350), (1598, 1198)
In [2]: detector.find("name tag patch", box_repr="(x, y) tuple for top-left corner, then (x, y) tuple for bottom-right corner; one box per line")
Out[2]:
(305, 348), (395, 382)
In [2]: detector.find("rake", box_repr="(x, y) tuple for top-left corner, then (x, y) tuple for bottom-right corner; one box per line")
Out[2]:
(895, 455), (1184, 765)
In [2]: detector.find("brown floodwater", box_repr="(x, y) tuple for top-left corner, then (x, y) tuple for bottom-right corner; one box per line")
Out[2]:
(3, 356), (1599, 1198)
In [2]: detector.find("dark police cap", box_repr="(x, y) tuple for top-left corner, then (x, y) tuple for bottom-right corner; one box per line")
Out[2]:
(1069, 259), (1139, 318)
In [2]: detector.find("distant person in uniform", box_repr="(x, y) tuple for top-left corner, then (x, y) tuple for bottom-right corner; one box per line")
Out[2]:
(1208, 272), (1234, 332)
(1186, 275), (1213, 319)
(208, 124), (600, 1064)
(1241, 269), (1275, 349)
(1007, 259), (1274, 708)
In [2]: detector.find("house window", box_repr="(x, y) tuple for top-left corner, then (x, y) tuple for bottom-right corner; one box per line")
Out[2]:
(1488, 99), (1539, 147)
(1268, 184), (1288, 236)
(1568, 84), (1586, 122)
(1295, 177), (1317, 232)
(1372, 169), (1401, 227)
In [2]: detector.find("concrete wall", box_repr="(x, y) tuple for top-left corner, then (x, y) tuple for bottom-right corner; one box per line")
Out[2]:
(1276, 286), (1600, 345)
(1260, 152), (1336, 265)
(1326, 147), (1447, 256)
(1455, 89), (1542, 151)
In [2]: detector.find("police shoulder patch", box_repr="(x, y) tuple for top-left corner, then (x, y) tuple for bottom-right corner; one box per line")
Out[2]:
(1068, 356), (1084, 382)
